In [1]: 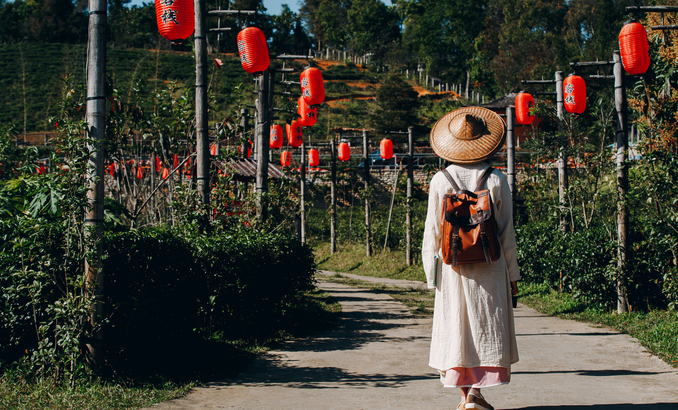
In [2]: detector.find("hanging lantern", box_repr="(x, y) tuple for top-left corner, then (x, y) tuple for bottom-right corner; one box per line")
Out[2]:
(297, 96), (318, 127)
(300, 67), (325, 106)
(210, 144), (218, 156)
(173, 154), (178, 170)
(515, 92), (535, 125)
(155, 156), (162, 173)
(161, 167), (169, 179)
(563, 75), (586, 115)
(338, 142), (350, 162)
(308, 149), (320, 167)
(287, 120), (303, 148)
(270, 124), (283, 149)
(236, 27), (270, 75)
(619, 22), (650, 76)
(108, 164), (116, 177)
(238, 141), (252, 158)
(380, 138), (393, 160)
(136, 166), (143, 179)
(155, 0), (194, 43)
(281, 151), (291, 167)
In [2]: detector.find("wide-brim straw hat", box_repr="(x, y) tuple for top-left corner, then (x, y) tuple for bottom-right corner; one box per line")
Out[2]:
(430, 106), (506, 164)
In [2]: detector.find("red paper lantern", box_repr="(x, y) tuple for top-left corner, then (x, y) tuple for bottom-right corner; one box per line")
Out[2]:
(619, 22), (650, 76)
(161, 167), (169, 179)
(210, 144), (218, 156)
(173, 154), (178, 170)
(300, 67), (325, 106)
(155, 156), (162, 173)
(281, 151), (291, 167)
(380, 138), (393, 160)
(238, 141), (252, 158)
(563, 75), (586, 115)
(297, 96), (317, 127)
(338, 142), (350, 162)
(515, 92), (535, 125)
(236, 27), (270, 75)
(308, 149), (320, 167)
(270, 124), (283, 149)
(136, 166), (143, 179)
(108, 164), (115, 177)
(155, 0), (194, 42)
(287, 120), (303, 148)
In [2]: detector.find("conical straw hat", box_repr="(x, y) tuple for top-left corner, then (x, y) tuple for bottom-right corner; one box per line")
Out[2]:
(430, 106), (506, 164)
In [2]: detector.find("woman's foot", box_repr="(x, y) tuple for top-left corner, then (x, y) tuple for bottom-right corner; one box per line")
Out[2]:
(457, 399), (466, 410)
(465, 390), (494, 410)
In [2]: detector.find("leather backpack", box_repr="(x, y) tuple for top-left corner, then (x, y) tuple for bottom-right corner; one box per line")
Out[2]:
(440, 167), (501, 266)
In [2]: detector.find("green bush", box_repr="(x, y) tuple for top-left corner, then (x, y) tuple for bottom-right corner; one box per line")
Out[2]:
(516, 222), (616, 309)
(101, 227), (316, 378)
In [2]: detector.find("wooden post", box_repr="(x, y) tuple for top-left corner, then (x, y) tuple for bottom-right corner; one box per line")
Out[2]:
(84, 0), (107, 372)
(151, 151), (156, 221)
(506, 106), (516, 223)
(195, 0), (209, 206)
(331, 139), (337, 254)
(300, 141), (306, 244)
(363, 130), (371, 257)
(406, 126), (414, 266)
(255, 70), (270, 220)
(614, 50), (629, 314)
(555, 70), (568, 232)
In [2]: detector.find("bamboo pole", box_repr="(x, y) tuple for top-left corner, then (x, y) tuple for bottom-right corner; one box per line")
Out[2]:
(555, 71), (568, 232)
(506, 106), (516, 223)
(255, 71), (270, 220)
(384, 160), (400, 251)
(84, 0), (107, 372)
(195, 0), (209, 206)
(614, 51), (629, 314)
(331, 139), (337, 254)
(301, 142), (306, 244)
(363, 130), (371, 257)
(406, 127), (413, 265)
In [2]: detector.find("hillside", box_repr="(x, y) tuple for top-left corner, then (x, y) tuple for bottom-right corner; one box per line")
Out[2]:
(0, 43), (461, 141)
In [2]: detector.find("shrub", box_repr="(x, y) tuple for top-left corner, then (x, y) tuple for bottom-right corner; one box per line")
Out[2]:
(101, 227), (316, 378)
(516, 222), (616, 309)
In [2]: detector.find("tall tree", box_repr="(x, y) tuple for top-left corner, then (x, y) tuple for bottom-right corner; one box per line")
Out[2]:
(399, 0), (487, 81)
(369, 73), (420, 134)
(346, 0), (400, 61)
(300, 0), (351, 49)
(270, 5), (312, 55)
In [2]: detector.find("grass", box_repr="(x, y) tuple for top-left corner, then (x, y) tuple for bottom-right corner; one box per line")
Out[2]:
(0, 376), (193, 410)
(313, 240), (426, 282)
(0, 289), (341, 410)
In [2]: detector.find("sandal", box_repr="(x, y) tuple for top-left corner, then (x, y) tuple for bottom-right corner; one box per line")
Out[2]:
(465, 391), (494, 410)
(457, 400), (466, 410)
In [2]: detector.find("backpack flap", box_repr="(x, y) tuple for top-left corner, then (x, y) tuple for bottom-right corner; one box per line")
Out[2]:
(444, 190), (493, 227)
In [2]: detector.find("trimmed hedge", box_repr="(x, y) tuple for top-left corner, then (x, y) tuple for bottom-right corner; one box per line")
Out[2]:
(102, 227), (316, 376)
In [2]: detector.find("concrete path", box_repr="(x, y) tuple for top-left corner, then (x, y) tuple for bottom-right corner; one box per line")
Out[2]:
(145, 272), (678, 410)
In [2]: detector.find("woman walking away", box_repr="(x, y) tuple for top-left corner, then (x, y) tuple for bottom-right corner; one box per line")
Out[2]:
(422, 107), (520, 410)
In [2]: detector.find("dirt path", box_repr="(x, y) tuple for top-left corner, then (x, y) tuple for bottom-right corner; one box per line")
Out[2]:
(144, 272), (678, 410)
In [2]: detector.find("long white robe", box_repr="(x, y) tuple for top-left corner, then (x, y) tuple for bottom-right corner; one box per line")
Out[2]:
(422, 162), (520, 372)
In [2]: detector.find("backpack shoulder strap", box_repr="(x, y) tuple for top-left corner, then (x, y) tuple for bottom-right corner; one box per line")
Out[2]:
(474, 167), (495, 191)
(441, 168), (461, 193)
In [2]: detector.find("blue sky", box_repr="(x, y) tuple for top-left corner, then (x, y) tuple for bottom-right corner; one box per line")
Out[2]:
(128, 0), (392, 16)
(127, 0), (302, 15)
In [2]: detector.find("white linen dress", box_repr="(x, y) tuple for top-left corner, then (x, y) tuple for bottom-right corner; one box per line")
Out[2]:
(422, 162), (520, 383)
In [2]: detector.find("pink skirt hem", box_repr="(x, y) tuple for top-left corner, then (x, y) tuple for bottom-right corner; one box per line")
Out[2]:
(439, 366), (510, 388)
